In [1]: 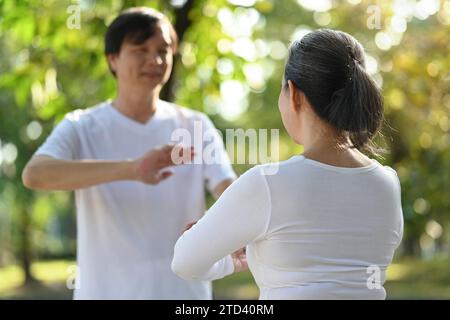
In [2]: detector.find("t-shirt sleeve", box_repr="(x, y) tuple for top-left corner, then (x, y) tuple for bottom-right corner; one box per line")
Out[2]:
(171, 166), (271, 281)
(34, 115), (80, 161)
(200, 114), (237, 193)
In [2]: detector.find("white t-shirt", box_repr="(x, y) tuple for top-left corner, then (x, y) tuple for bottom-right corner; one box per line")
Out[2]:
(35, 100), (236, 299)
(172, 155), (404, 300)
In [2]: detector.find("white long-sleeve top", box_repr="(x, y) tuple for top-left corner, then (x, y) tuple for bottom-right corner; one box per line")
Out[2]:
(172, 155), (403, 300)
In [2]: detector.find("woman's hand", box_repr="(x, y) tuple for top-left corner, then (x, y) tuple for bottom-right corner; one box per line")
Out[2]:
(231, 247), (248, 273)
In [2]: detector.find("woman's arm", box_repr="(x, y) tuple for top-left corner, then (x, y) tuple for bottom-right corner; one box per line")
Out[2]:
(171, 166), (271, 281)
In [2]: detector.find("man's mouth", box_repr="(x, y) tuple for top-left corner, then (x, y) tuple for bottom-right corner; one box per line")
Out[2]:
(141, 72), (163, 78)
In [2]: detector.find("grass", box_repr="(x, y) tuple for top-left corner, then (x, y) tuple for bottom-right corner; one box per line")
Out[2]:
(0, 260), (75, 299)
(1, 257), (449, 299)
(214, 270), (259, 299)
(384, 257), (450, 299)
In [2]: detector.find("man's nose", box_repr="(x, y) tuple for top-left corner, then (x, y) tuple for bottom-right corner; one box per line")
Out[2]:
(145, 53), (163, 65)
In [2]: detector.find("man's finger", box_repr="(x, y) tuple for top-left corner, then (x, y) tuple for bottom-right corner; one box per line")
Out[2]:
(154, 145), (178, 169)
(170, 145), (194, 166)
(161, 144), (176, 153)
(154, 170), (174, 184)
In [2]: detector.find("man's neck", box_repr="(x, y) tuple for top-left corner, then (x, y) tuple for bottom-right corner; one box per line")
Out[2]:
(112, 87), (160, 124)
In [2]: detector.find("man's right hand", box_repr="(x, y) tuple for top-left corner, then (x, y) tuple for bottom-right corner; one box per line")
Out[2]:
(132, 144), (194, 184)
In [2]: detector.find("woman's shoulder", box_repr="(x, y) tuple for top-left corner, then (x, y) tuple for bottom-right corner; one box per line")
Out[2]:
(374, 163), (402, 191)
(251, 155), (309, 178)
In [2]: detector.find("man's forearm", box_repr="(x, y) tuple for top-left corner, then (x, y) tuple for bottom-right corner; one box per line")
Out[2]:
(23, 145), (190, 191)
(23, 158), (137, 191)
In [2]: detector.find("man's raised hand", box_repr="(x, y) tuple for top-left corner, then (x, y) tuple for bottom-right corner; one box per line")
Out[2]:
(133, 144), (194, 184)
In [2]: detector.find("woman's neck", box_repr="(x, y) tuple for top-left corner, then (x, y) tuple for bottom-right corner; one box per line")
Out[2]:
(301, 131), (372, 168)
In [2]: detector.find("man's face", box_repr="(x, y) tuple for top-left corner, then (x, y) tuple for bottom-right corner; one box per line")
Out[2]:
(108, 22), (174, 91)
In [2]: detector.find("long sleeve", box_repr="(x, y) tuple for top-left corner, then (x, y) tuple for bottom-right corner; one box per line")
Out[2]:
(171, 165), (271, 281)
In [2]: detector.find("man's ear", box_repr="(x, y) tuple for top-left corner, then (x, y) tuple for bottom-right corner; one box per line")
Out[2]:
(288, 80), (304, 113)
(107, 53), (118, 75)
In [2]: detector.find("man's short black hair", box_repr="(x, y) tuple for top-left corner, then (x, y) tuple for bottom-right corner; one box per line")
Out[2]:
(104, 7), (178, 76)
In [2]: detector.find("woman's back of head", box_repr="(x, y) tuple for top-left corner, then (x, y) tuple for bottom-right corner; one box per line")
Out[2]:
(284, 29), (384, 154)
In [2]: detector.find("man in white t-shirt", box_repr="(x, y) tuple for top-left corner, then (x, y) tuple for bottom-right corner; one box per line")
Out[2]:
(22, 7), (236, 299)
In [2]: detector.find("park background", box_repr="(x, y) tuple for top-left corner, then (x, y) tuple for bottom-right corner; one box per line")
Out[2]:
(0, 0), (449, 299)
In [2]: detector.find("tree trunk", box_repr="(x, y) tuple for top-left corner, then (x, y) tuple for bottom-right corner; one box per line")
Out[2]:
(19, 205), (37, 285)
(160, 0), (197, 102)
